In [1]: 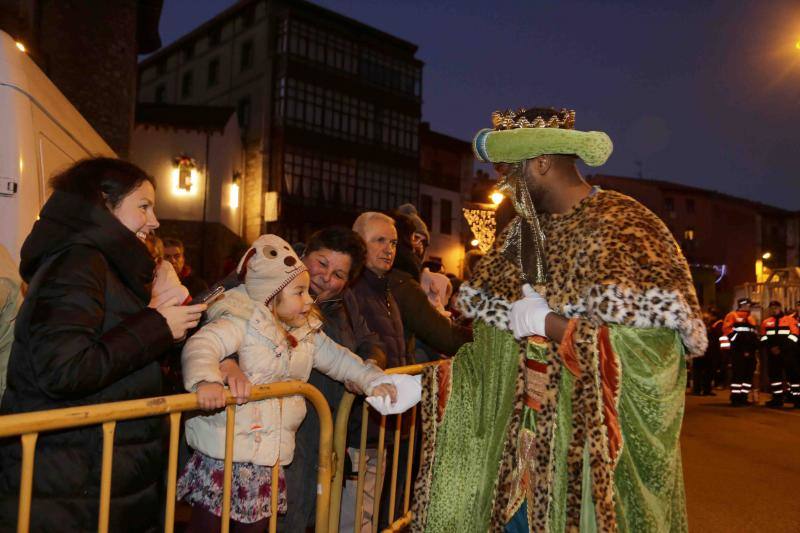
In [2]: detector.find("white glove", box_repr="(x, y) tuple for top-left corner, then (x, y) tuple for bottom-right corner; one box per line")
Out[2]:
(366, 374), (421, 416)
(509, 284), (553, 340)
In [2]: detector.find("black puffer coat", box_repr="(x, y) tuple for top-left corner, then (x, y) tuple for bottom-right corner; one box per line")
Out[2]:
(0, 190), (174, 532)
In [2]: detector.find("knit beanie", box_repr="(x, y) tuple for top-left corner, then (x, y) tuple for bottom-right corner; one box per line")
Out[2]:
(236, 234), (307, 305)
(397, 203), (430, 242)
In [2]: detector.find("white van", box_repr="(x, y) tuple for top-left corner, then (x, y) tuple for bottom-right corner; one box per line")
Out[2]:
(0, 30), (114, 261)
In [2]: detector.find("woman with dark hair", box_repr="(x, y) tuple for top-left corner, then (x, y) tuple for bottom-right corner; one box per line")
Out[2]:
(0, 157), (206, 532)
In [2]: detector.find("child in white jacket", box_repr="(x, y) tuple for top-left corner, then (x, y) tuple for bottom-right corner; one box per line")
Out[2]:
(177, 235), (398, 531)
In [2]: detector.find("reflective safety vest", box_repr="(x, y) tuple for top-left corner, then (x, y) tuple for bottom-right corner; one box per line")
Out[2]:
(760, 314), (799, 347)
(720, 310), (758, 350)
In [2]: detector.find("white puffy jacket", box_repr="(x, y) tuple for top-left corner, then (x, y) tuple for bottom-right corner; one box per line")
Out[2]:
(182, 286), (384, 466)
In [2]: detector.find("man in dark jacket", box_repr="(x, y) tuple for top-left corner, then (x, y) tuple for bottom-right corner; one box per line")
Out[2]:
(277, 227), (386, 531)
(163, 237), (208, 297)
(388, 213), (472, 361)
(351, 212), (407, 368)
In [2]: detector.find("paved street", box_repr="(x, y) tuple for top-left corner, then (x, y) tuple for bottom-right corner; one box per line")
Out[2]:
(682, 393), (800, 532)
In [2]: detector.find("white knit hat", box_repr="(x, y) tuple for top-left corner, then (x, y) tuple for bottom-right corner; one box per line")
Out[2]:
(236, 234), (307, 304)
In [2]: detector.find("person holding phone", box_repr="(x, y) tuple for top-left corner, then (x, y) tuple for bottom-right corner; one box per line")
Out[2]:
(0, 158), (206, 532)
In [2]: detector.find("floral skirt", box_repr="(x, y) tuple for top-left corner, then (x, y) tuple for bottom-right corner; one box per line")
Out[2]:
(177, 451), (288, 523)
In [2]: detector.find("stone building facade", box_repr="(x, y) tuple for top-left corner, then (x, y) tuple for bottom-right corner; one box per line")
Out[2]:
(137, 0), (423, 244)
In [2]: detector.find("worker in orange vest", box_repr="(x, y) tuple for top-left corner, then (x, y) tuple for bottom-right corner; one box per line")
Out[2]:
(760, 301), (799, 407)
(782, 301), (800, 407)
(720, 298), (759, 406)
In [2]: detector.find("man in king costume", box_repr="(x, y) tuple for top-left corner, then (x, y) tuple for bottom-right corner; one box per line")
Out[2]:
(410, 108), (706, 532)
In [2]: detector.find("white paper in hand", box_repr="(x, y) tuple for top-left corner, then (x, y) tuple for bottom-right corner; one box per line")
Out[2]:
(366, 374), (421, 416)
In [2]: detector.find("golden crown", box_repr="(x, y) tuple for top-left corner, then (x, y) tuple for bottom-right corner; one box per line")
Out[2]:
(491, 107), (576, 131)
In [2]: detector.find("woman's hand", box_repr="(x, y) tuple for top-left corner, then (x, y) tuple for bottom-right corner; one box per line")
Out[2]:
(197, 381), (226, 411)
(370, 383), (398, 404)
(220, 358), (252, 405)
(155, 296), (206, 340)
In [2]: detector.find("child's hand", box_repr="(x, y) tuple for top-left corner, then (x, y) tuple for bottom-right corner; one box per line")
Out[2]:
(197, 381), (226, 411)
(370, 383), (398, 404)
(220, 359), (252, 405)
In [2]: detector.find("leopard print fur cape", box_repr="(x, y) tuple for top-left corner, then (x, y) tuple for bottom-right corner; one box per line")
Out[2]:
(460, 189), (706, 358)
(449, 189), (705, 532)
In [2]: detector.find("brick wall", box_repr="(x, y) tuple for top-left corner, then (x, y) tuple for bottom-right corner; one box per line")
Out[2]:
(34, 2), (139, 156)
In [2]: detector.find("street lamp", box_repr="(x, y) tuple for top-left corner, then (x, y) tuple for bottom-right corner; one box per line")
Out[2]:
(490, 191), (504, 206)
(15, 41), (26, 53)
(762, 252), (772, 260)
(470, 238), (480, 247)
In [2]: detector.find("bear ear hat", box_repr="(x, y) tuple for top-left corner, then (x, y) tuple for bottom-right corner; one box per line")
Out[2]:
(237, 248), (258, 283)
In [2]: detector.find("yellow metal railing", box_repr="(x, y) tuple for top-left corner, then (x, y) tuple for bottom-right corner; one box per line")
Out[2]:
(329, 362), (439, 533)
(0, 381), (334, 533)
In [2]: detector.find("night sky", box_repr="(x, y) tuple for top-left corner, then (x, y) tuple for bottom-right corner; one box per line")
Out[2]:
(157, 0), (800, 210)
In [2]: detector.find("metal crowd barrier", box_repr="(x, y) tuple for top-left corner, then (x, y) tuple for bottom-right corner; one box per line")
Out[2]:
(0, 381), (334, 533)
(329, 362), (439, 533)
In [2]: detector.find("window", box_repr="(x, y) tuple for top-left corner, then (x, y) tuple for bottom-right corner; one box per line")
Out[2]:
(274, 78), (375, 143)
(282, 146), (417, 210)
(420, 194), (433, 230)
(181, 71), (193, 99)
(242, 5), (256, 28)
(240, 40), (254, 71)
(154, 84), (166, 103)
(207, 58), (219, 87)
(684, 228), (695, 241)
(237, 96), (252, 129)
(665, 197), (675, 212)
(182, 43), (195, 61)
(208, 25), (222, 46)
(156, 58), (167, 75)
(686, 198), (695, 214)
(440, 199), (452, 235)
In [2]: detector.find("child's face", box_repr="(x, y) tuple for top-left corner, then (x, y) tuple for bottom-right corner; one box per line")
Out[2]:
(273, 271), (314, 327)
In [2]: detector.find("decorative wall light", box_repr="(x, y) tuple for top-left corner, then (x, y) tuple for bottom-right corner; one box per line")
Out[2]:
(230, 171), (242, 209)
(172, 154), (198, 196)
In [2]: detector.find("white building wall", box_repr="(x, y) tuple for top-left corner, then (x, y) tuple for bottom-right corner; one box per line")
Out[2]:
(129, 115), (244, 236)
(420, 183), (464, 277)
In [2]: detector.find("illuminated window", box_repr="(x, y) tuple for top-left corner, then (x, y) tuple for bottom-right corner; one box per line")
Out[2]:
(154, 84), (166, 103)
(684, 228), (695, 241)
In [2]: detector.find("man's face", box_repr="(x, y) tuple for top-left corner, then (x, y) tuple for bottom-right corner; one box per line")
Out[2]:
(362, 220), (397, 276)
(494, 159), (549, 212)
(163, 245), (185, 273)
(769, 304), (782, 318)
(303, 248), (352, 302)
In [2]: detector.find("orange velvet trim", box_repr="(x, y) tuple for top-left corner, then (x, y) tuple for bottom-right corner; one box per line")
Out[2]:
(556, 318), (582, 377)
(597, 326), (622, 462)
(436, 360), (453, 424)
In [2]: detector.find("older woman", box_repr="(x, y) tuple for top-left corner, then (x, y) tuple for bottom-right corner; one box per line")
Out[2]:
(0, 158), (206, 532)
